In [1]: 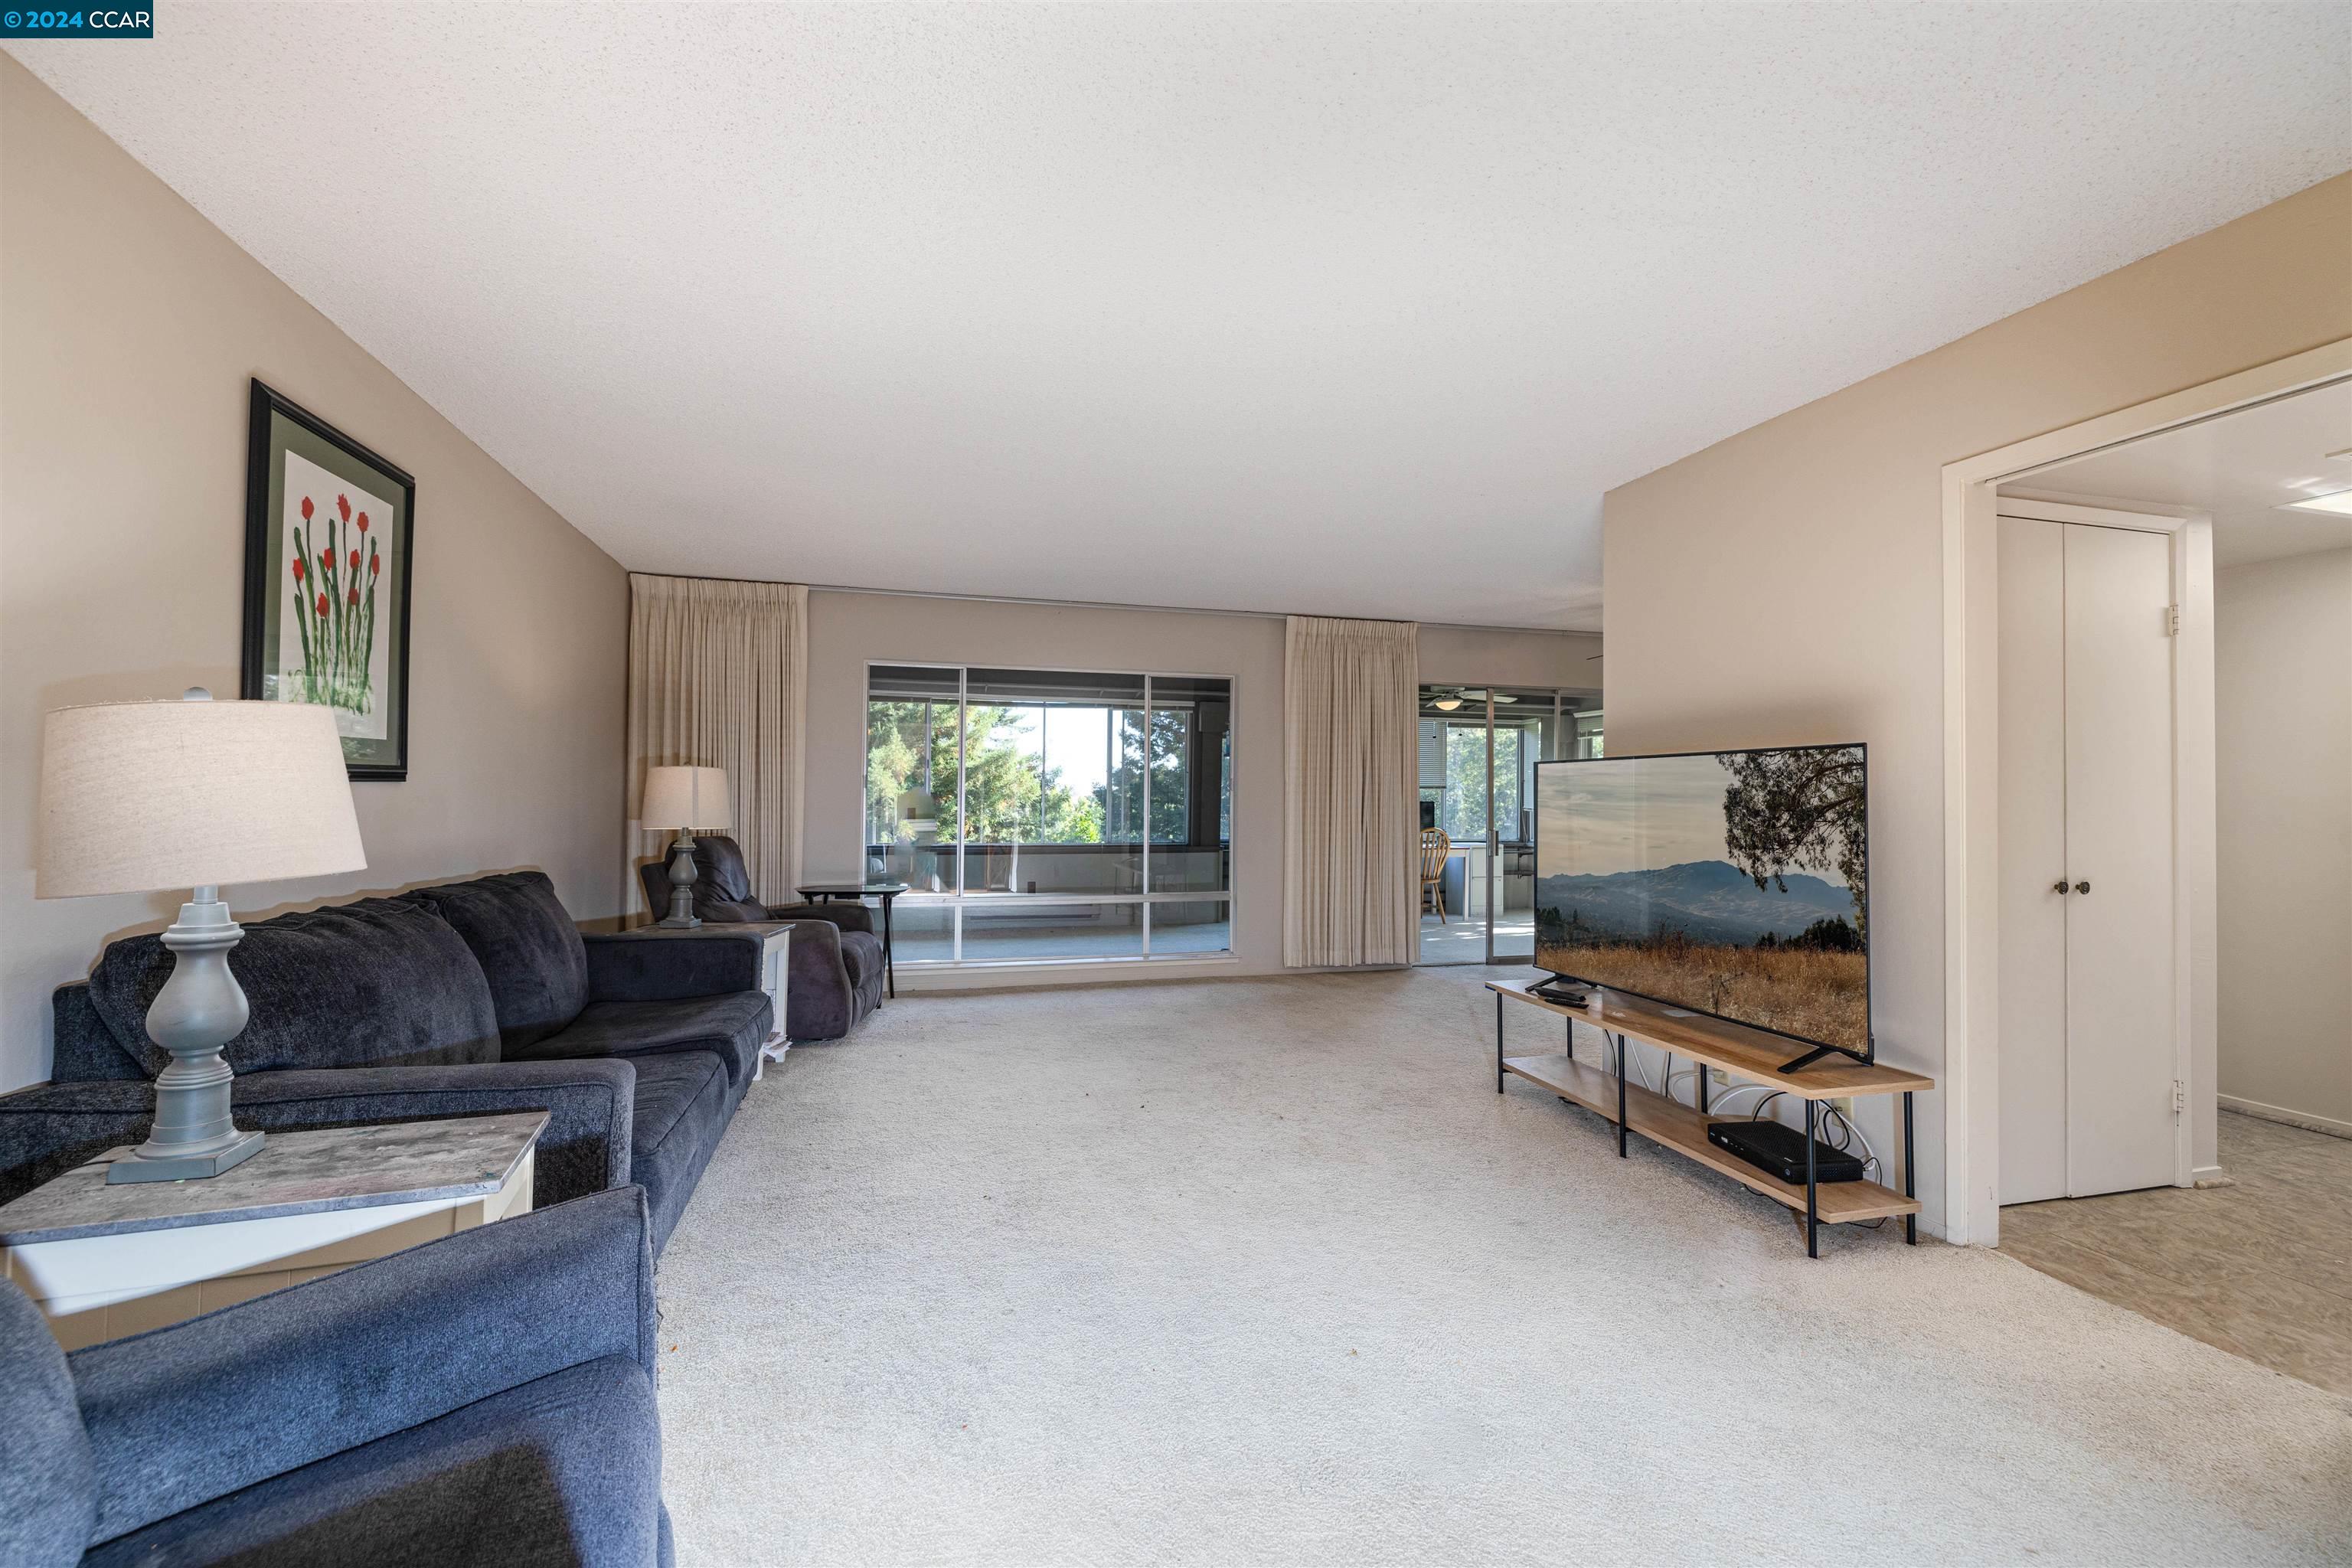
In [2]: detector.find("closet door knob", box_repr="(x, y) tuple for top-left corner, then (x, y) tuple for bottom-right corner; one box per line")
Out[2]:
(2074, 880), (2090, 894)
(2052, 880), (2069, 894)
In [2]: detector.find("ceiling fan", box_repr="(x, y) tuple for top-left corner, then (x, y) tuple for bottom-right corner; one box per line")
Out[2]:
(1426, 687), (1519, 712)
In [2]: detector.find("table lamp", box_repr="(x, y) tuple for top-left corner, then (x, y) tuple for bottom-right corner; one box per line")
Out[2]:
(37, 691), (365, 1184)
(642, 765), (730, 928)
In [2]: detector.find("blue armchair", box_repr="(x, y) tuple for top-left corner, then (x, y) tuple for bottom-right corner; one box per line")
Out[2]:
(636, 836), (884, 1040)
(2, 1186), (670, 1567)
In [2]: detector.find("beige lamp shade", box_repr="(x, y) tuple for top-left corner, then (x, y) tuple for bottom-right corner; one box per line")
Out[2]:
(642, 765), (730, 831)
(37, 696), (367, 898)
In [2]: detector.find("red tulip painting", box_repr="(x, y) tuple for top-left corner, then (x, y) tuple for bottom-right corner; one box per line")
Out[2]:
(247, 381), (414, 779)
(285, 483), (388, 714)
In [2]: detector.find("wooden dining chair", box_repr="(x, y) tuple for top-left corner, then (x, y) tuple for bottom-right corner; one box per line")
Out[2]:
(1419, 828), (1451, 923)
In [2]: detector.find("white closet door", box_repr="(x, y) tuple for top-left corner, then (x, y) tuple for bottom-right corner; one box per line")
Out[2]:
(1998, 517), (2069, 1205)
(2062, 523), (2177, 1197)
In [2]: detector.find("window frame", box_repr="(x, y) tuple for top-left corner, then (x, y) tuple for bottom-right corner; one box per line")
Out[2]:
(862, 658), (1239, 966)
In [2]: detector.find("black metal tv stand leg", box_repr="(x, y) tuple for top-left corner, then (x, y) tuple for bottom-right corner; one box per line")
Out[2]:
(1615, 1032), (1628, 1158)
(1495, 992), (1504, 1094)
(1804, 1099), (1819, 1258)
(1903, 1090), (1917, 1246)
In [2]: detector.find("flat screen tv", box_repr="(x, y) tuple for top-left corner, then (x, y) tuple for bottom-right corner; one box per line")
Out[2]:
(1534, 743), (1870, 1063)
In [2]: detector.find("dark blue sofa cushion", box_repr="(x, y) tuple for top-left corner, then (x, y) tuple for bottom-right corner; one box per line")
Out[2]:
(47, 986), (142, 1083)
(625, 1051), (732, 1253)
(512, 992), (769, 1093)
(0, 1282), (94, 1568)
(81, 1357), (664, 1568)
(403, 873), (590, 1051)
(583, 929), (766, 1004)
(84, 899), (499, 1077)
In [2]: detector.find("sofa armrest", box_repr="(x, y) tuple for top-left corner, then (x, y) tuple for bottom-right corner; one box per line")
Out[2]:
(0, 1060), (635, 1210)
(764, 900), (874, 936)
(583, 929), (765, 1002)
(68, 1185), (656, 1546)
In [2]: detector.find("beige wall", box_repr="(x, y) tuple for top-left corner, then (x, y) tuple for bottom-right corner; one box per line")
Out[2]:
(803, 590), (1598, 983)
(1602, 172), (2352, 1236)
(2215, 549), (2352, 1132)
(1420, 623), (1602, 692)
(0, 59), (629, 1089)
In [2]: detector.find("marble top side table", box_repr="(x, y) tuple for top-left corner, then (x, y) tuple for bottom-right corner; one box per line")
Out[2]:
(0, 1110), (546, 1349)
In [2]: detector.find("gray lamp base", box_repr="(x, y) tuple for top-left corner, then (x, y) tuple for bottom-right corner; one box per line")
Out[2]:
(655, 830), (702, 928)
(106, 1128), (266, 1184)
(106, 889), (269, 1186)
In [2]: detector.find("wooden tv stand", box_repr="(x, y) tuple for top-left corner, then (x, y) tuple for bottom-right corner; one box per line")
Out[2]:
(1488, 979), (1930, 1256)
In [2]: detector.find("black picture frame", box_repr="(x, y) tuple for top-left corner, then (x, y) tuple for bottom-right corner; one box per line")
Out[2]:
(240, 379), (416, 780)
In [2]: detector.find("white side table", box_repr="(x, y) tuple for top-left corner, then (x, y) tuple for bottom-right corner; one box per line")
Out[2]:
(757, 923), (792, 1073)
(0, 1110), (544, 1349)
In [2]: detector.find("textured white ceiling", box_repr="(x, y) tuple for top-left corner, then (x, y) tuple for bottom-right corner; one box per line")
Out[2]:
(11, 5), (2349, 630)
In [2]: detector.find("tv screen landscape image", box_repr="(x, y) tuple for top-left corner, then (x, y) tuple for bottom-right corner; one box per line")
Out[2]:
(1534, 744), (1870, 1057)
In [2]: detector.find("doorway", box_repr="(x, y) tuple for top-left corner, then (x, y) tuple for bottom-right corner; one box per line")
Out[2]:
(1939, 335), (2352, 1247)
(1968, 366), (2352, 1395)
(1416, 686), (1598, 965)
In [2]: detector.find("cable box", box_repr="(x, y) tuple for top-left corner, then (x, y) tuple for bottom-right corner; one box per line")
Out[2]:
(1706, 1119), (1865, 1184)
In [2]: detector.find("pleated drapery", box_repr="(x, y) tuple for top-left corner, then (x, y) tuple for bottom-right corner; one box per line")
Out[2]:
(1282, 615), (1420, 967)
(624, 575), (807, 923)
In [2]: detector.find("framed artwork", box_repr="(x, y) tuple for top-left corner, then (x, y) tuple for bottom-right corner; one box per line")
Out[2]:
(241, 380), (416, 780)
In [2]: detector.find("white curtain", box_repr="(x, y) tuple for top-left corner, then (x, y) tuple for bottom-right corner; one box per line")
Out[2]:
(624, 575), (808, 923)
(1283, 616), (1420, 967)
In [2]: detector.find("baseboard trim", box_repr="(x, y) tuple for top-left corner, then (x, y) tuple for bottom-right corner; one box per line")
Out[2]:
(896, 956), (1246, 993)
(2219, 1095), (2352, 1142)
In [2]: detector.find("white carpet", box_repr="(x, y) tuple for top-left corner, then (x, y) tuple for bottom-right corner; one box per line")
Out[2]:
(654, 967), (2352, 1566)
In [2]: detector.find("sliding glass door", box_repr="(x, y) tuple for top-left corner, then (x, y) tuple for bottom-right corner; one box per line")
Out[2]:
(1416, 686), (1599, 965)
(866, 664), (1233, 965)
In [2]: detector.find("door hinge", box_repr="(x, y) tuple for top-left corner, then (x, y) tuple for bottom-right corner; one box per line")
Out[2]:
(2166, 604), (2182, 636)
(2172, 1080), (2186, 1115)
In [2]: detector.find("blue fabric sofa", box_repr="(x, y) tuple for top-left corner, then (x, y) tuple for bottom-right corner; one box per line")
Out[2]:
(636, 835), (885, 1040)
(1, 1185), (669, 1568)
(0, 871), (768, 1254)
